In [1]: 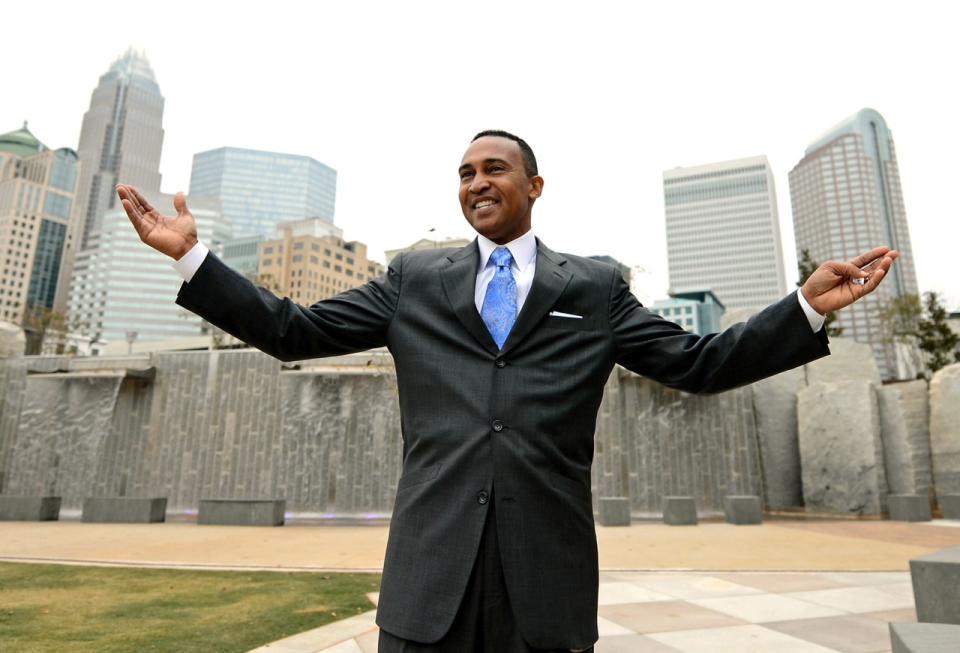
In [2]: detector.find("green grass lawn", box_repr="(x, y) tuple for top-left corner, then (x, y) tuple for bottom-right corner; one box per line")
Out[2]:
(0, 562), (381, 653)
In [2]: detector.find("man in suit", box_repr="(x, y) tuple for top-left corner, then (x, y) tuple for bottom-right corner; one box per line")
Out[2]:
(117, 130), (897, 652)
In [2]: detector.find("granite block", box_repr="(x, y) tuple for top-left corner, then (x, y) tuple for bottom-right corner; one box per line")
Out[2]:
(82, 497), (167, 523)
(598, 497), (631, 526)
(939, 495), (960, 520)
(910, 547), (960, 625)
(198, 499), (285, 526)
(798, 380), (887, 515)
(889, 495), (932, 522)
(0, 495), (60, 521)
(890, 622), (960, 652)
(663, 496), (697, 525)
(723, 495), (762, 525)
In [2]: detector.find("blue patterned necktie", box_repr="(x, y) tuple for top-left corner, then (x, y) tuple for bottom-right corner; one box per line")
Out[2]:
(481, 247), (518, 349)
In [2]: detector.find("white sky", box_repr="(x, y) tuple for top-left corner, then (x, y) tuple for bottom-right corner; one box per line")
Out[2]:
(3, 0), (958, 308)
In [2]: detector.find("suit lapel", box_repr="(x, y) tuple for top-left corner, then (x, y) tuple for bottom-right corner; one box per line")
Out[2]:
(440, 240), (500, 355)
(500, 239), (571, 355)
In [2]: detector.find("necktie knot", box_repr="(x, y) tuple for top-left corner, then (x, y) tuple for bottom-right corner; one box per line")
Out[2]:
(490, 247), (513, 270)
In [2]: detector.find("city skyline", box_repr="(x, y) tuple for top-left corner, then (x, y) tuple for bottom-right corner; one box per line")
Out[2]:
(2, 1), (957, 310)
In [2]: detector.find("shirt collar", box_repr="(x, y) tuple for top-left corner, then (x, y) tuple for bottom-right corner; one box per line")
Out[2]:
(477, 230), (537, 273)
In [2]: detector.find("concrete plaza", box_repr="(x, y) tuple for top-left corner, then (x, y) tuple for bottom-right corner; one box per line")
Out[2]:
(2, 517), (959, 652)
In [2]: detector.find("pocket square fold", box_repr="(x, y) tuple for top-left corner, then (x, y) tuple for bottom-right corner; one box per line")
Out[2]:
(548, 310), (583, 319)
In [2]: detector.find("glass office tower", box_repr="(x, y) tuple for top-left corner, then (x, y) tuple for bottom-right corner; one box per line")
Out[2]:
(189, 147), (337, 239)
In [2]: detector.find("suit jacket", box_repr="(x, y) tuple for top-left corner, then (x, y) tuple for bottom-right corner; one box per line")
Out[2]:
(176, 238), (829, 649)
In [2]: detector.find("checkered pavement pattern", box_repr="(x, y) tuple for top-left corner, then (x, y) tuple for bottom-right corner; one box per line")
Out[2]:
(310, 571), (916, 653)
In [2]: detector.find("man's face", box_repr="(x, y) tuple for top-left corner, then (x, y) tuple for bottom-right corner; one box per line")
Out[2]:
(458, 136), (543, 245)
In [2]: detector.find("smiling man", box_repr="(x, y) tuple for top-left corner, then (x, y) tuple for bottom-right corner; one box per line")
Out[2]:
(117, 130), (897, 653)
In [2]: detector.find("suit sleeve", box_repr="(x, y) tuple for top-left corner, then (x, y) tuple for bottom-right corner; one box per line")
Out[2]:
(608, 271), (829, 395)
(176, 251), (401, 362)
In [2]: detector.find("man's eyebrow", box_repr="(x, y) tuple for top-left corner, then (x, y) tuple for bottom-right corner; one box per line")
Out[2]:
(459, 158), (512, 174)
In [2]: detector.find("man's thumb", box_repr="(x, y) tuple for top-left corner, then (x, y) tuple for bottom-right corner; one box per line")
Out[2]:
(174, 192), (189, 217)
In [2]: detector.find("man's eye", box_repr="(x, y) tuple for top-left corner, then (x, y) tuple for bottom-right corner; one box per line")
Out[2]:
(460, 172), (474, 180)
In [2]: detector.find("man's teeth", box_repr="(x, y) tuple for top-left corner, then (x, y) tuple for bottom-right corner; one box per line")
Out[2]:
(475, 200), (497, 209)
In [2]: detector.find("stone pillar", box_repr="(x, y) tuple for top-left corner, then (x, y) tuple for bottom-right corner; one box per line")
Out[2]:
(750, 367), (805, 508)
(930, 363), (960, 498)
(877, 380), (933, 498)
(798, 380), (888, 515)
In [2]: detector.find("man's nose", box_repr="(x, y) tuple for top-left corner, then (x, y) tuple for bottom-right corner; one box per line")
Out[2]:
(469, 173), (490, 194)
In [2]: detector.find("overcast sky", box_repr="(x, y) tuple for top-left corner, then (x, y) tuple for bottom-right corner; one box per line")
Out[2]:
(3, 0), (957, 308)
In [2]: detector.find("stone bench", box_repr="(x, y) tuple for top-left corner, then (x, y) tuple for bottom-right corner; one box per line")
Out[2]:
(889, 494), (932, 522)
(82, 497), (167, 523)
(663, 496), (697, 525)
(723, 495), (762, 525)
(910, 547), (960, 625)
(890, 622), (960, 652)
(939, 494), (960, 520)
(598, 497), (630, 526)
(0, 496), (61, 521)
(198, 499), (285, 526)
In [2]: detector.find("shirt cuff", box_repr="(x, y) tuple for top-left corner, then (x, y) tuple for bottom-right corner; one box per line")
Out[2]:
(171, 241), (209, 283)
(796, 288), (826, 333)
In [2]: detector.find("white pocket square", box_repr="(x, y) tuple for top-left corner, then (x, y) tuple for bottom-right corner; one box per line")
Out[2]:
(549, 310), (583, 319)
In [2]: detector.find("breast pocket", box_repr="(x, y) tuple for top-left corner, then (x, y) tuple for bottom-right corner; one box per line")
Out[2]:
(542, 314), (597, 332)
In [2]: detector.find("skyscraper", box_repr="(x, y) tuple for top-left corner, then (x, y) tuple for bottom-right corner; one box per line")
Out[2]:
(74, 48), (164, 249)
(663, 156), (787, 310)
(789, 108), (919, 380)
(189, 147), (337, 239)
(0, 123), (80, 326)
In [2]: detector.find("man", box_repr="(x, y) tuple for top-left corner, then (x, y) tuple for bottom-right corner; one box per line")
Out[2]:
(117, 130), (897, 652)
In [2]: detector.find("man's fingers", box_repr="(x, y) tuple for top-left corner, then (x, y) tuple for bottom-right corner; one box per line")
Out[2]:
(833, 261), (868, 280)
(849, 246), (891, 268)
(121, 198), (150, 239)
(129, 185), (156, 214)
(861, 266), (886, 294)
(173, 192), (189, 217)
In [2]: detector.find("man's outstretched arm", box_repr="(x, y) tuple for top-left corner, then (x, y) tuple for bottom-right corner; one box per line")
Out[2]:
(117, 184), (400, 361)
(610, 246), (899, 394)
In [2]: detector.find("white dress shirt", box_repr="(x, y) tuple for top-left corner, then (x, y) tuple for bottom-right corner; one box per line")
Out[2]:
(475, 230), (538, 314)
(172, 237), (825, 332)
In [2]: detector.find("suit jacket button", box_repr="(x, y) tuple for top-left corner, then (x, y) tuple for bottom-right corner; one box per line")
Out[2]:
(477, 491), (489, 505)
(495, 359), (506, 368)
(492, 420), (504, 432)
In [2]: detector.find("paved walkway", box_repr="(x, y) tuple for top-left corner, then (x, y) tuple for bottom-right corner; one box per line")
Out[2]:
(2, 517), (959, 652)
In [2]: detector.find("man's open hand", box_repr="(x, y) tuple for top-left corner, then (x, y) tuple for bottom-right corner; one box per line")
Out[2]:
(801, 246), (899, 315)
(117, 184), (198, 260)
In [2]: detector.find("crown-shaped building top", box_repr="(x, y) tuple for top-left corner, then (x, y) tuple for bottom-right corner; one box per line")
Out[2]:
(100, 47), (160, 93)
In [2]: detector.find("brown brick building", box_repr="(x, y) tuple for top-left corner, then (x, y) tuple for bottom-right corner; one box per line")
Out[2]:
(257, 218), (384, 304)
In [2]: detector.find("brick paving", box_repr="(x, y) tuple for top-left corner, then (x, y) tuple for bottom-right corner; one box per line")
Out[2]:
(1, 517), (959, 651)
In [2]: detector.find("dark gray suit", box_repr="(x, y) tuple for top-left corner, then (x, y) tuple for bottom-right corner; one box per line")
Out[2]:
(176, 238), (829, 649)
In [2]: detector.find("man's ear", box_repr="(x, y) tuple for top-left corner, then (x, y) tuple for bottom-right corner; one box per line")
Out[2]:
(529, 175), (544, 201)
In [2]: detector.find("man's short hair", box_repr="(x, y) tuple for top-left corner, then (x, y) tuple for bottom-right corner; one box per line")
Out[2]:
(471, 130), (538, 178)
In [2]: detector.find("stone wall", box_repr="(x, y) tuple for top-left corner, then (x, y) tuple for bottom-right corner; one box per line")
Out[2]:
(0, 351), (762, 517)
(0, 346), (949, 519)
(593, 368), (762, 515)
